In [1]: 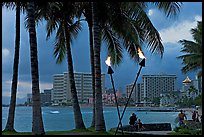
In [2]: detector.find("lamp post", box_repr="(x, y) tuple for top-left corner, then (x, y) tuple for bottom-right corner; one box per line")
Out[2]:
(115, 48), (146, 135)
(105, 57), (124, 135)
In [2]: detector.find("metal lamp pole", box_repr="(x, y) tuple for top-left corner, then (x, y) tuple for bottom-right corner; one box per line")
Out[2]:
(115, 58), (145, 135)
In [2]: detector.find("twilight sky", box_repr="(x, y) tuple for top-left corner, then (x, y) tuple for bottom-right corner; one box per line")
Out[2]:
(2, 2), (202, 104)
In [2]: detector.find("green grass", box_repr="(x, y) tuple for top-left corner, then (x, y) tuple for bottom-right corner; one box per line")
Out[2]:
(168, 126), (202, 135)
(2, 128), (115, 135)
(2, 130), (32, 135)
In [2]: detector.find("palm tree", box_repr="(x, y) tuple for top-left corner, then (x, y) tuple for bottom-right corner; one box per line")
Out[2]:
(82, 2), (96, 127)
(91, 2), (107, 131)
(3, 2), (21, 132)
(82, 2), (124, 128)
(177, 21), (202, 77)
(90, 2), (182, 131)
(41, 2), (86, 129)
(25, 1), (45, 135)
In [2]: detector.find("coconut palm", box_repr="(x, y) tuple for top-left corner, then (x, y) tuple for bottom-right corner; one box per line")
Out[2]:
(2, 2), (27, 132)
(82, 2), (124, 128)
(81, 2), (96, 127)
(25, 1), (45, 135)
(40, 2), (86, 129)
(91, 2), (108, 131)
(89, 2), (182, 131)
(177, 21), (202, 77)
(2, 2), (21, 132)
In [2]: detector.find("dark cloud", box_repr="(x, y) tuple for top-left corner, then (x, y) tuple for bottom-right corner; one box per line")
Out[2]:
(2, 3), (201, 99)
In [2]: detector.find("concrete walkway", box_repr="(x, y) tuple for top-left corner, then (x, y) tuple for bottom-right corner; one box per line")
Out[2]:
(123, 131), (172, 135)
(112, 128), (173, 135)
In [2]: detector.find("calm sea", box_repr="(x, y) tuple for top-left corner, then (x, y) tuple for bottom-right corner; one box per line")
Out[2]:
(2, 106), (191, 132)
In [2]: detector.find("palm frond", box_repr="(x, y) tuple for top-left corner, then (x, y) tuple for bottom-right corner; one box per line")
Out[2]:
(2, 2), (16, 10)
(106, 11), (141, 62)
(152, 2), (182, 18)
(178, 40), (201, 53)
(53, 23), (66, 64)
(46, 19), (59, 40)
(129, 7), (164, 56)
(191, 21), (202, 45)
(102, 26), (123, 66)
(68, 20), (82, 43)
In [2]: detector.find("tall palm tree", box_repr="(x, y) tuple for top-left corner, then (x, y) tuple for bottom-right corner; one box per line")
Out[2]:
(91, 2), (108, 131)
(177, 21), (202, 77)
(3, 2), (21, 132)
(89, 2), (182, 131)
(82, 2), (124, 128)
(41, 2), (86, 129)
(81, 2), (96, 127)
(25, 1), (45, 135)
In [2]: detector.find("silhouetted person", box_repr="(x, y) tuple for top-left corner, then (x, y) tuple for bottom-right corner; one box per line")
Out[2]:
(129, 113), (137, 126)
(192, 111), (196, 121)
(137, 119), (144, 131)
(196, 111), (200, 122)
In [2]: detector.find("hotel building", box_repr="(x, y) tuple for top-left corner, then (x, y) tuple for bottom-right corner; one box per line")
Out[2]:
(26, 88), (53, 106)
(126, 74), (177, 105)
(52, 72), (105, 105)
(142, 74), (177, 103)
(126, 83), (143, 104)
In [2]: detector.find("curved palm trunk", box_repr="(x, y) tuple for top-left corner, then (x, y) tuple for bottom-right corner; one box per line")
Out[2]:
(27, 2), (45, 135)
(64, 23), (86, 129)
(4, 2), (20, 132)
(92, 2), (106, 131)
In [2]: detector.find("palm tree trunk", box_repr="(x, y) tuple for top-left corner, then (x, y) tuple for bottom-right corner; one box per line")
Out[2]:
(64, 23), (86, 129)
(89, 22), (96, 128)
(92, 2), (106, 131)
(4, 2), (20, 132)
(27, 1), (45, 135)
(85, 2), (96, 127)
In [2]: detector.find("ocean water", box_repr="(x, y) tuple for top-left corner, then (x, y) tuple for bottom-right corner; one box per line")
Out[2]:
(2, 106), (191, 132)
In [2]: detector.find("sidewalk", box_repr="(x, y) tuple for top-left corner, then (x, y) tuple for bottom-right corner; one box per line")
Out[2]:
(114, 130), (173, 135)
(126, 131), (172, 135)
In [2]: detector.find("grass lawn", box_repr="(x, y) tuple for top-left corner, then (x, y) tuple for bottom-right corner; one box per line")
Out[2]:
(2, 127), (116, 135)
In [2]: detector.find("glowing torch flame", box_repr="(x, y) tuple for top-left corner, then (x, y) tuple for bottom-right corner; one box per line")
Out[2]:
(105, 56), (111, 66)
(138, 48), (146, 59)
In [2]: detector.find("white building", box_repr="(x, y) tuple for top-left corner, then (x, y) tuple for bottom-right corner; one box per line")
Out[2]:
(141, 74), (177, 104)
(126, 83), (143, 104)
(52, 74), (65, 105)
(52, 72), (105, 105)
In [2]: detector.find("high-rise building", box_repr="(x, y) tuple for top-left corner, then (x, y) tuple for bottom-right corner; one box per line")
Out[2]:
(126, 83), (136, 102)
(26, 89), (52, 106)
(126, 83), (143, 104)
(52, 74), (65, 104)
(142, 74), (177, 103)
(52, 72), (105, 105)
(41, 89), (52, 106)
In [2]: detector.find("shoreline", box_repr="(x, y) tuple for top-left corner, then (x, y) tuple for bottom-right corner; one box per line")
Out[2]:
(179, 107), (202, 115)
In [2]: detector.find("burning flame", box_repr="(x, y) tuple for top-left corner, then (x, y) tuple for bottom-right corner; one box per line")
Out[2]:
(105, 56), (111, 66)
(138, 48), (146, 59)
